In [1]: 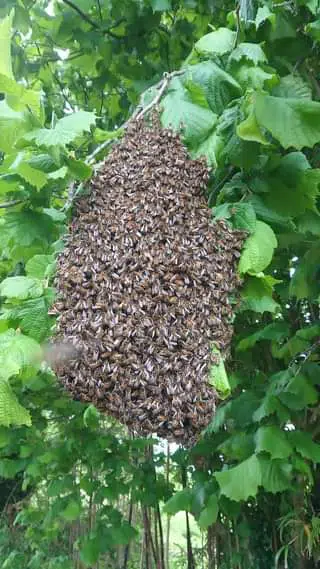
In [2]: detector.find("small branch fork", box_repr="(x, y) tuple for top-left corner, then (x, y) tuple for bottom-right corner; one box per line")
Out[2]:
(61, 0), (124, 39)
(86, 69), (185, 165)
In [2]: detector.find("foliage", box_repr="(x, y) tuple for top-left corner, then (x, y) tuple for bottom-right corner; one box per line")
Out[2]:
(0, 1), (319, 568)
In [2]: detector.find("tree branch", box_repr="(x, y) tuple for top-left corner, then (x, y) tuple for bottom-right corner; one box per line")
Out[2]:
(63, 69), (186, 211)
(0, 199), (25, 209)
(61, 0), (122, 39)
(86, 69), (186, 164)
(61, 0), (100, 30)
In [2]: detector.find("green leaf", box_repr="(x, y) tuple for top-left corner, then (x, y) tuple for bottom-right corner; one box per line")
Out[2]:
(304, 0), (320, 15)
(249, 195), (294, 227)
(0, 11), (14, 79)
(230, 202), (257, 231)
(191, 130), (223, 167)
(151, 0), (171, 10)
(253, 394), (290, 423)
(48, 166), (68, 180)
(198, 495), (219, 529)
(80, 537), (100, 565)
(0, 101), (31, 152)
(208, 348), (231, 399)
(306, 18), (320, 41)
(240, 275), (280, 314)
(47, 476), (74, 498)
(6, 86), (41, 118)
(229, 43), (267, 65)
(289, 244), (320, 300)
(272, 74), (312, 99)
(205, 402), (232, 434)
(237, 322), (289, 351)
(255, 6), (276, 29)
(195, 28), (236, 56)
(234, 64), (278, 91)
(274, 373), (318, 410)
(289, 431), (320, 463)
(184, 80), (210, 108)
(61, 499), (81, 521)
(25, 254), (55, 279)
(255, 426), (292, 459)
(83, 404), (100, 428)
(215, 455), (261, 501)
(0, 329), (41, 380)
(161, 91), (217, 144)
(65, 157), (92, 180)
(218, 432), (255, 461)
(24, 111), (96, 148)
(0, 379), (31, 427)
(259, 456), (292, 493)
(0, 276), (43, 299)
(0, 179), (20, 196)
(238, 220), (277, 275)
(297, 210), (320, 235)
(254, 93), (320, 149)
(2, 297), (52, 342)
(163, 489), (192, 515)
(186, 61), (242, 115)
(28, 153), (57, 173)
(2, 210), (58, 249)
(14, 162), (47, 190)
(237, 110), (269, 144)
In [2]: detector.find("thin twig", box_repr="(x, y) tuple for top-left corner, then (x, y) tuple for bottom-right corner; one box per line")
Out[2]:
(96, 0), (102, 21)
(61, 0), (122, 39)
(64, 69), (186, 208)
(135, 70), (184, 120)
(86, 69), (186, 165)
(61, 0), (100, 30)
(0, 199), (24, 209)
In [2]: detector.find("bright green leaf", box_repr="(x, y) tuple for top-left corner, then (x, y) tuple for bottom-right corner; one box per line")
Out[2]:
(259, 456), (292, 493)
(15, 162), (47, 190)
(198, 495), (219, 529)
(255, 93), (320, 149)
(0, 11), (14, 79)
(23, 111), (96, 148)
(238, 220), (277, 275)
(289, 431), (320, 463)
(0, 276), (43, 300)
(25, 254), (55, 279)
(163, 489), (192, 515)
(195, 28), (236, 56)
(0, 329), (41, 380)
(0, 379), (31, 427)
(61, 499), (81, 521)
(237, 111), (269, 144)
(215, 455), (261, 501)
(255, 6), (276, 29)
(208, 347), (231, 399)
(161, 91), (217, 144)
(229, 43), (267, 65)
(272, 74), (312, 99)
(255, 426), (292, 459)
(151, 0), (171, 11)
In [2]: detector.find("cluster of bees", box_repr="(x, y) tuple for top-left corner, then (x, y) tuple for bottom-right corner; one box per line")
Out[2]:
(53, 117), (244, 445)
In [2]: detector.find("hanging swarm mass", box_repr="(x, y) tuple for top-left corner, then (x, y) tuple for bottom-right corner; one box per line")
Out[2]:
(53, 116), (245, 445)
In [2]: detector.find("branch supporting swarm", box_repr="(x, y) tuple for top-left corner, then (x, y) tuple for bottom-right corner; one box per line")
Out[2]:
(86, 69), (185, 165)
(62, 70), (185, 211)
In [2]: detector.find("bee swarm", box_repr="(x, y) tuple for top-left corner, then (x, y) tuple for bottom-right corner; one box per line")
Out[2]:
(53, 117), (244, 445)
